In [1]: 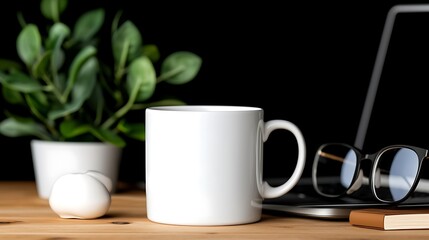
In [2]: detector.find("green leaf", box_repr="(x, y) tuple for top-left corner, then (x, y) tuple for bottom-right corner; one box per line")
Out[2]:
(51, 38), (65, 73)
(0, 117), (51, 140)
(2, 71), (43, 92)
(131, 98), (186, 110)
(112, 21), (142, 64)
(17, 24), (42, 66)
(25, 92), (49, 116)
(72, 8), (104, 43)
(87, 82), (104, 125)
(40, 0), (68, 22)
(29, 91), (49, 107)
(47, 100), (80, 120)
(142, 44), (160, 62)
(32, 51), (52, 78)
(46, 22), (70, 50)
(71, 57), (98, 102)
(54, 73), (66, 93)
(2, 86), (24, 104)
(0, 59), (23, 72)
(46, 23), (70, 74)
(90, 127), (126, 147)
(161, 51), (202, 85)
(117, 120), (145, 141)
(50, 29), (67, 82)
(48, 57), (97, 121)
(148, 98), (186, 107)
(126, 56), (156, 102)
(60, 119), (91, 138)
(64, 45), (97, 99)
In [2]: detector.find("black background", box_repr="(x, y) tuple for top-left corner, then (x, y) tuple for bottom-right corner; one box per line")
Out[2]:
(0, 0), (427, 183)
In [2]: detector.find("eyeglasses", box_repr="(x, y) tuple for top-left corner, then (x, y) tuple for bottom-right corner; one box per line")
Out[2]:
(312, 143), (429, 204)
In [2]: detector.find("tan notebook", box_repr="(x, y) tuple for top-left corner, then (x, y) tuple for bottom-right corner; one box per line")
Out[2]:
(349, 208), (429, 230)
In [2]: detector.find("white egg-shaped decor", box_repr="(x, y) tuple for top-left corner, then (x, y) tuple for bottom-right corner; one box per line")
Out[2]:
(49, 171), (112, 219)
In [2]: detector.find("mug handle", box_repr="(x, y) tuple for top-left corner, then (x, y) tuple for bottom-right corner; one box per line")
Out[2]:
(258, 120), (306, 199)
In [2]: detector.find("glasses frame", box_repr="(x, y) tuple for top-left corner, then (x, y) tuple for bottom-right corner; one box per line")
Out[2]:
(312, 143), (429, 204)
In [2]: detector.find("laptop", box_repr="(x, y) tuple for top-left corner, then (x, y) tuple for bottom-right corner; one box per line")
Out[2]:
(262, 4), (429, 220)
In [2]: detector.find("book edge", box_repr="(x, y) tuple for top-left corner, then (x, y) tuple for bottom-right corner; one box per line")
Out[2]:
(350, 209), (429, 230)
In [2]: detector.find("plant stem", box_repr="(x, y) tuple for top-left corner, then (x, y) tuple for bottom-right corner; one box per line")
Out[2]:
(42, 75), (65, 104)
(101, 81), (142, 129)
(17, 12), (26, 28)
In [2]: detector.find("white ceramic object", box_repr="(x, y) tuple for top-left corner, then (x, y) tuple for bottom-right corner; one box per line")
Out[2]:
(145, 105), (306, 226)
(31, 140), (122, 199)
(49, 171), (112, 219)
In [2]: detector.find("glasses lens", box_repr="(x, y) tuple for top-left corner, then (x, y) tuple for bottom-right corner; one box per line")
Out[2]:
(314, 144), (358, 197)
(373, 147), (419, 202)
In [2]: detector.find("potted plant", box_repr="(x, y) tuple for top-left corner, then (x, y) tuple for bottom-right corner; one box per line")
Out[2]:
(0, 0), (202, 199)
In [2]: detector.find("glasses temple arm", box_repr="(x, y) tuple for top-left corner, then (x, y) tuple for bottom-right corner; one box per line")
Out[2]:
(414, 179), (429, 193)
(318, 151), (345, 163)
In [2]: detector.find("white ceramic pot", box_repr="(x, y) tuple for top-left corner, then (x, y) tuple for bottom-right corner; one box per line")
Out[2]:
(31, 140), (122, 199)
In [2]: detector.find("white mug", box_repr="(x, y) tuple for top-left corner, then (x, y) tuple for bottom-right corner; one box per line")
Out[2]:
(145, 105), (306, 226)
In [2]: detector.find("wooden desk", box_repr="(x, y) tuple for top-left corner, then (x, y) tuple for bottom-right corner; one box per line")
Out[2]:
(1, 181), (428, 239)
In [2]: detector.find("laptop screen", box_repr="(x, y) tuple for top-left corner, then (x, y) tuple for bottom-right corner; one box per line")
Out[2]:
(356, 6), (429, 154)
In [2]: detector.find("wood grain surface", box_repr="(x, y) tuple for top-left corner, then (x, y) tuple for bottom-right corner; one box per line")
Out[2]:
(1, 181), (429, 239)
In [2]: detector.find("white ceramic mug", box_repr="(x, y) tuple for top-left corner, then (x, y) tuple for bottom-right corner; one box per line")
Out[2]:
(145, 105), (306, 226)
